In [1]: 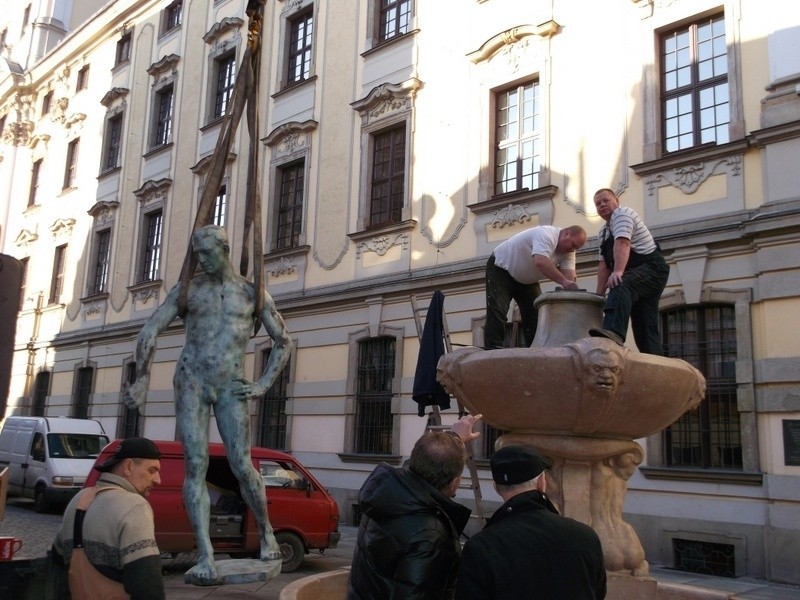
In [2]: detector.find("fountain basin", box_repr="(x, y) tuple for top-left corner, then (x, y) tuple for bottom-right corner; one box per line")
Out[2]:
(437, 337), (705, 440)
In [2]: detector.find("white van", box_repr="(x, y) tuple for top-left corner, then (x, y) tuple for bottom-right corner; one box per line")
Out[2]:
(0, 416), (109, 512)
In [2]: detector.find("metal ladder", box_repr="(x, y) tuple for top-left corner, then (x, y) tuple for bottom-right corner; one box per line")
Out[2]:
(411, 293), (486, 526)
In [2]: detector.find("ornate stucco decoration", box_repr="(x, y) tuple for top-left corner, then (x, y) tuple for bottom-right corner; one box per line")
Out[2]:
(491, 203), (534, 228)
(65, 112), (86, 129)
(203, 17), (244, 47)
(355, 232), (409, 258)
(351, 79), (422, 126)
(191, 153), (236, 175)
(100, 87), (129, 108)
(467, 22), (561, 64)
(263, 119), (318, 159)
(50, 218), (76, 239)
(133, 178), (172, 205)
(131, 285), (159, 304)
(268, 256), (297, 277)
(2, 120), (33, 146)
(83, 301), (103, 316)
(50, 97), (69, 123)
(14, 229), (38, 247)
(27, 132), (50, 149)
(147, 54), (181, 86)
(644, 155), (742, 196)
(88, 200), (120, 225)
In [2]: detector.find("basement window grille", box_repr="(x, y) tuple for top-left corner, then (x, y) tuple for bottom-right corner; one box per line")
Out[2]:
(672, 538), (735, 577)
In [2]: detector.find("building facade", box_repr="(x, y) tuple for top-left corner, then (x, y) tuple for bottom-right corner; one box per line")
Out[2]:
(1, 0), (799, 584)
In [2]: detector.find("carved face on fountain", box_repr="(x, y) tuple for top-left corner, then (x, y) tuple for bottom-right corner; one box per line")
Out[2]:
(583, 346), (625, 397)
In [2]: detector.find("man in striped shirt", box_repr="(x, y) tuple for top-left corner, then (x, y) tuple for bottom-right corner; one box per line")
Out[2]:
(590, 188), (669, 355)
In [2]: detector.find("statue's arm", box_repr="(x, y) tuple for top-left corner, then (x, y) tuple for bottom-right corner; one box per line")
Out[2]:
(125, 284), (181, 410)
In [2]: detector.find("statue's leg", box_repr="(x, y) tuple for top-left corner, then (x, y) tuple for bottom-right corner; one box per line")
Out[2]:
(215, 395), (281, 561)
(175, 385), (218, 584)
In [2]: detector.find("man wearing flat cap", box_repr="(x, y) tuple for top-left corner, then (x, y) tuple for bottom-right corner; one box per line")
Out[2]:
(455, 445), (606, 599)
(52, 437), (165, 599)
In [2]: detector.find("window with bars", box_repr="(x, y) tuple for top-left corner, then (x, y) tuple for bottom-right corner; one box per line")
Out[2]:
(661, 14), (729, 153)
(63, 138), (80, 189)
(119, 362), (141, 438)
(213, 53), (236, 119)
(258, 350), (290, 450)
(369, 124), (406, 227)
(163, 0), (182, 33)
(28, 159), (41, 207)
(91, 229), (111, 295)
(287, 9), (313, 86)
(355, 337), (395, 454)
(49, 244), (67, 305)
(103, 114), (123, 172)
(74, 367), (94, 419)
(212, 185), (227, 227)
(32, 371), (50, 416)
(152, 85), (174, 148)
(116, 32), (132, 66)
(661, 305), (741, 469)
(276, 160), (304, 250)
(378, 0), (411, 43)
(140, 210), (163, 282)
(495, 80), (541, 196)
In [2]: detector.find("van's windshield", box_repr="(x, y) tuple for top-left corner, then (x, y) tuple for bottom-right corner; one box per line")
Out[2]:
(47, 433), (109, 458)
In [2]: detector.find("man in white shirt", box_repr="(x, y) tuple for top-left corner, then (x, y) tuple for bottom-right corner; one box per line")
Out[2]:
(484, 225), (586, 349)
(590, 188), (669, 354)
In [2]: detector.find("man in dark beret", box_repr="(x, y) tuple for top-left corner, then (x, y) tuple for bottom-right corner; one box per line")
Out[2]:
(455, 445), (606, 599)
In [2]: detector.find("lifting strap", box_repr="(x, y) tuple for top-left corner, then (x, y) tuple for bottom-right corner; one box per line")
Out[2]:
(177, 0), (265, 336)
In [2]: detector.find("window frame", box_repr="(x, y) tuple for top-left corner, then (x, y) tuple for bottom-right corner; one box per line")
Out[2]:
(76, 65), (90, 92)
(286, 8), (314, 87)
(32, 370), (50, 416)
(90, 229), (112, 296)
(49, 244), (67, 305)
(354, 336), (396, 455)
(28, 158), (42, 207)
(212, 184), (227, 227)
(274, 159), (305, 250)
(152, 85), (174, 149)
(18, 257), (29, 309)
(63, 138), (80, 189)
(377, 0), (412, 44)
(493, 79), (542, 197)
(102, 113), (123, 173)
(115, 32), (132, 66)
(368, 124), (406, 228)
(139, 210), (163, 283)
(257, 349), (291, 450)
(162, 0), (183, 35)
(212, 51), (236, 121)
(660, 14), (729, 154)
(73, 366), (94, 420)
(41, 90), (53, 117)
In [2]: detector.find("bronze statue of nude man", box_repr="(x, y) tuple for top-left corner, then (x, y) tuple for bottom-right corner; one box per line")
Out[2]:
(125, 224), (292, 584)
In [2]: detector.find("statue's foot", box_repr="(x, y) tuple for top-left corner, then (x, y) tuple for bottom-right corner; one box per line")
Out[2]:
(184, 559), (222, 586)
(261, 533), (282, 562)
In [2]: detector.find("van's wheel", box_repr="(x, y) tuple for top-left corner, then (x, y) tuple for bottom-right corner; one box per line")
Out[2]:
(34, 486), (49, 513)
(276, 532), (304, 573)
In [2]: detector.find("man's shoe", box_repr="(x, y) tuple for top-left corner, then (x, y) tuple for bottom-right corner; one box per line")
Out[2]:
(589, 328), (624, 345)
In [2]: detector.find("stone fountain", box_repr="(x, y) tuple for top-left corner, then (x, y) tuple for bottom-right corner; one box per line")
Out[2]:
(436, 290), (707, 599)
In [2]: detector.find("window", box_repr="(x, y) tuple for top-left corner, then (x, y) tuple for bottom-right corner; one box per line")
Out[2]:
(163, 1), (182, 33)
(369, 125), (406, 227)
(0, 29), (7, 49)
(103, 114), (123, 172)
(212, 185), (227, 227)
(287, 9), (313, 86)
(661, 15), (729, 153)
(140, 210), (163, 282)
(276, 160), (304, 249)
(19, 257), (29, 309)
(662, 305), (741, 469)
(63, 138), (80, 189)
(41, 90), (53, 116)
(32, 371), (50, 416)
(28, 159), (42, 207)
(258, 350), (290, 450)
(76, 65), (90, 91)
(22, 5), (31, 34)
(213, 53), (236, 119)
(49, 244), (67, 304)
(378, 0), (411, 43)
(495, 80), (541, 195)
(74, 367), (94, 419)
(116, 32), (132, 66)
(354, 337), (395, 454)
(152, 86), (174, 148)
(91, 229), (111, 295)
(119, 363), (141, 438)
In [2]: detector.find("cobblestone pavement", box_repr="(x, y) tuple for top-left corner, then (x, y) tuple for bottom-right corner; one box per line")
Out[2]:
(3, 496), (800, 599)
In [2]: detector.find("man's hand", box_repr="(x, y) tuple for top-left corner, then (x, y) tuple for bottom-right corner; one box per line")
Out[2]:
(124, 377), (149, 411)
(560, 280), (580, 291)
(605, 271), (624, 289)
(451, 413), (483, 442)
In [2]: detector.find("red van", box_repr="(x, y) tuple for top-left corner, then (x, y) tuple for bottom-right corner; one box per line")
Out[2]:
(85, 440), (340, 572)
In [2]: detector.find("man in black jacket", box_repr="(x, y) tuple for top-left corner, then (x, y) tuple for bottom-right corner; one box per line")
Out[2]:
(455, 445), (606, 600)
(347, 414), (481, 600)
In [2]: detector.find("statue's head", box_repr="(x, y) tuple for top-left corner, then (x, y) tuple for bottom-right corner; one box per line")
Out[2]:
(192, 225), (230, 273)
(582, 345), (625, 396)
